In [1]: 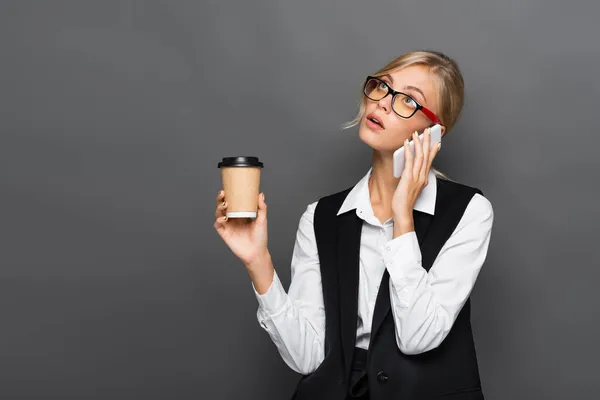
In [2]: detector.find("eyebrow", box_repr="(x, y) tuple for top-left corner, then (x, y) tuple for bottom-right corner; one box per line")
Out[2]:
(402, 85), (427, 102)
(380, 74), (427, 102)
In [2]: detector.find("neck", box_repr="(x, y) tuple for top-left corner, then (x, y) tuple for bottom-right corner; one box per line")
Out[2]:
(368, 150), (400, 213)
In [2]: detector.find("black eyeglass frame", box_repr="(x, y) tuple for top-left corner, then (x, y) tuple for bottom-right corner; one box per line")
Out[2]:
(362, 75), (441, 125)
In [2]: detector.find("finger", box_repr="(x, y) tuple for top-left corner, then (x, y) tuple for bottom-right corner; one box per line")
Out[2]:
(429, 132), (441, 158)
(216, 190), (225, 207)
(213, 215), (228, 233)
(256, 192), (267, 223)
(215, 199), (228, 218)
(427, 140), (441, 171)
(419, 128), (431, 182)
(412, 131), (424, 179)
(403, 138), (413, 178)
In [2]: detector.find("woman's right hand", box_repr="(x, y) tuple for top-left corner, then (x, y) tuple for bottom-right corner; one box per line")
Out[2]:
(213, 190), (269, 268)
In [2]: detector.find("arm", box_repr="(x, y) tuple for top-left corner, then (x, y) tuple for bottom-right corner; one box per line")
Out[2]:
(251, 201), (326, 374)
(384, 194), (494, 355)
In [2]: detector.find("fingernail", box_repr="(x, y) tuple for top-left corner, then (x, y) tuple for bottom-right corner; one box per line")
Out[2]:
(222, 201), (226, 207)
(438, 143), (442, 150)
(223, 215), (228, 221)
(262, 193), (265, 201)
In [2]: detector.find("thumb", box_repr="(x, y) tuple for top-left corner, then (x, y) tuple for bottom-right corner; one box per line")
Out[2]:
(256, 192), (267, 223)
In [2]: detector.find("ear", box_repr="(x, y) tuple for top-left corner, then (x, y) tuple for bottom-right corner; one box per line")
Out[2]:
(439, 125), (447, 138)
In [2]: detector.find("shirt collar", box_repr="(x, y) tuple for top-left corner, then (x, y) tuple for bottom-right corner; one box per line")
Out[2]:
(336, 166), (437, 217)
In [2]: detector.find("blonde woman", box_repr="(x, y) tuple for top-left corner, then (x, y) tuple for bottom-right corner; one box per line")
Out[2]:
(214, 50), (494, 400)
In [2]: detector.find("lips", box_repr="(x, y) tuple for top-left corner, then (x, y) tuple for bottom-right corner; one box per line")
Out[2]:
(366, 113), (385, 129)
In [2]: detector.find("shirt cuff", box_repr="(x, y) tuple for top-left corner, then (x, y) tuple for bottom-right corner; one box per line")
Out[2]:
(252, 269), (288, 317)
(382, 231), (424, 301)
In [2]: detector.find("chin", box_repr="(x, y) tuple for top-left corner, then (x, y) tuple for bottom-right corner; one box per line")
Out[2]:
(358, 123), (389, 152)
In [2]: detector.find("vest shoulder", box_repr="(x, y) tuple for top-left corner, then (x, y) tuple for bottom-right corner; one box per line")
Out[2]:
(312, 185), (354, 216)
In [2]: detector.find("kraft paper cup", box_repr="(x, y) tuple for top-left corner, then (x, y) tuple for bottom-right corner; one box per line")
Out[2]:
(217, 156), (264, 219)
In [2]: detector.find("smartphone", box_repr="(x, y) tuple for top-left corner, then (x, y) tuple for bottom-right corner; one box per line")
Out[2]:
(393, 124), (442, 178)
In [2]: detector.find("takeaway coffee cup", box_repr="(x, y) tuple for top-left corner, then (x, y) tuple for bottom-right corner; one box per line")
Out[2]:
(217, 156), (264, 219)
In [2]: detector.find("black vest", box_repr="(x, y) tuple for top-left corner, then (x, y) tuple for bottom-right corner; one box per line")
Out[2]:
(290, 178), (486, 400)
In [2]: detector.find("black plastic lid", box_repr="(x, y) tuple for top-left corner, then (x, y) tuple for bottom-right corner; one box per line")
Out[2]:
(217, 156), (264, 168)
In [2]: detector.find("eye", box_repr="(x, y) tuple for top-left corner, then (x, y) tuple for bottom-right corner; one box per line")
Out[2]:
(403, 96), (417, 108)
(377, 82), (388, 91)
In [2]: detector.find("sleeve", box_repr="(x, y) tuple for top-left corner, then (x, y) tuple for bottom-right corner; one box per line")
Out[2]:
(251, 201), (326, 374)
(382, 193), (494, 355)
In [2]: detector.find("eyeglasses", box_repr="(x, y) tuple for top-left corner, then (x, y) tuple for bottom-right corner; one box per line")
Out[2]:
(362, 76), (441, 125)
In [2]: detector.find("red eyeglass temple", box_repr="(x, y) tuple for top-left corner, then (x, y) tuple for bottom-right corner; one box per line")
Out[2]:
(420, 106), (441, 125)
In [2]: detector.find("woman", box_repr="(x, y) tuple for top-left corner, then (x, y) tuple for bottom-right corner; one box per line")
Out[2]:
(214, 50), (494, 400)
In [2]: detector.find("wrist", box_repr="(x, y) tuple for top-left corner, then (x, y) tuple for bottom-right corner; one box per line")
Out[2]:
(392, 209), (413, 224)
(245, 249), (272, 273)
(392, 214), (414, 238)
(246, 251), (275, 295)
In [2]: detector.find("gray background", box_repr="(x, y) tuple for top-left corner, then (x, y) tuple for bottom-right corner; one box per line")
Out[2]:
(1, 1), (598, 399)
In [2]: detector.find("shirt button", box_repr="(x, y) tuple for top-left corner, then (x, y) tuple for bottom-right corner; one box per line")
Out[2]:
(385, 245), (391, 251)
(377, 370), (388, 383)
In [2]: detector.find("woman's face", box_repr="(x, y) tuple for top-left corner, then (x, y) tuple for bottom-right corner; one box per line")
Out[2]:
(358, 65), (444, 154)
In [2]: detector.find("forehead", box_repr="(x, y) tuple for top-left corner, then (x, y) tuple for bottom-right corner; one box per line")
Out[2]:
(385, 65), (438, 106)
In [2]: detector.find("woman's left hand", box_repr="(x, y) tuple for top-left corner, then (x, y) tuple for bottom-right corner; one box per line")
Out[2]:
(392, 127), (441, 221)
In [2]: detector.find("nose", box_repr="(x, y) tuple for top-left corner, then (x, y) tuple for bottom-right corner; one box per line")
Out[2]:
(376, 93), (392, 113)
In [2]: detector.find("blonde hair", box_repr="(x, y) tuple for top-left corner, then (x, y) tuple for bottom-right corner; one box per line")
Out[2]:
(342, 50), (465, 182)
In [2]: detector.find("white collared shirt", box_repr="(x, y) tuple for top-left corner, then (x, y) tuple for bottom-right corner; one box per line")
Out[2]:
(252, 167), (494, 375)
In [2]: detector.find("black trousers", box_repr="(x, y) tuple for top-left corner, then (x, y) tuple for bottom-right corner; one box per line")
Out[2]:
(347, 347), (369, 400)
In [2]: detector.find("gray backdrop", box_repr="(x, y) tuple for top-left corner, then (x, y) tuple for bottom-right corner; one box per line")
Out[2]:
(1, 1), (599, 399)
